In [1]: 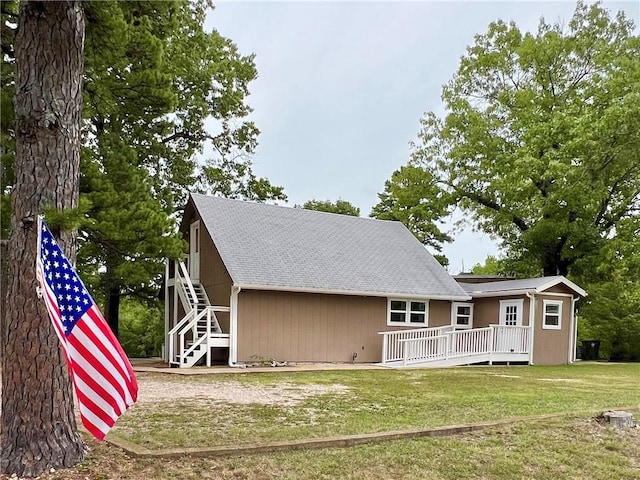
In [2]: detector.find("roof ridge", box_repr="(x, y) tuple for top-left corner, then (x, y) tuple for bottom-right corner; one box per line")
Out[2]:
(190, 192), (401, 226)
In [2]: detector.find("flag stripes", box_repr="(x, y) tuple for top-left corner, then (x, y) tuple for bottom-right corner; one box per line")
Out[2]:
(36, 218), (138, 440)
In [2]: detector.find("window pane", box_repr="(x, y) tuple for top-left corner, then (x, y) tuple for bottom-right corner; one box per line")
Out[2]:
(410, 301), (426, 312)
(410, 313), (425, 323)
(456, 316), (469, 325)
(546, 304), (560, 314)
(457, 306), (471, 316)
(545, 315), (559, 326)
(390, 300), (406, 311)
(390, 312), (406, 323)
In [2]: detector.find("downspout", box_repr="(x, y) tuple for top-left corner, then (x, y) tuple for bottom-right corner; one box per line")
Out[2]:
(228, 285), (244, 367)
(526, 292), (535, 365)
(569, 297), (578, 363)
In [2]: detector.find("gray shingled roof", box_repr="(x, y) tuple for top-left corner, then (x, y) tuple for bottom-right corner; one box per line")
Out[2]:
(458, 276), (586, 296)
(190, 194), (470, 300)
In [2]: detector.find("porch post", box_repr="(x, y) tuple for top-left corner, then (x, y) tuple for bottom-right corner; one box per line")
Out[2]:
(569, 297), (578, 363)
(527, 293), (536, 365)
(382, 333), (388, 364)
(488, 325), (495, 365)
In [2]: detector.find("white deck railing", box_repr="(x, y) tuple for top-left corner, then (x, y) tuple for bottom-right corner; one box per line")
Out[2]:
(381, 325), (531, 367)
(379, 326), (456, 363)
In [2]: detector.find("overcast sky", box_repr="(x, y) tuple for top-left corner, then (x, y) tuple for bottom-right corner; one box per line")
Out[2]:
(205, 0), (639, 273)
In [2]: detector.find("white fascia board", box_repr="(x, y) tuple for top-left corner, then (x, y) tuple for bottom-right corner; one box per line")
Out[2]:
(467, 289), (535, 298)
(233, 283), (472, 301)
(535, 277), (587, 297)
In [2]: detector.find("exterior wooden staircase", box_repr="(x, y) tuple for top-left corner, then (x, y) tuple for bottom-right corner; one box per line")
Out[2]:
(168, 261), (230, 368)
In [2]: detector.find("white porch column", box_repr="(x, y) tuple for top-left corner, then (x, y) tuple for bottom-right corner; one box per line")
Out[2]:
(527, 292), (536, 365)
(569, 297), (578, 363)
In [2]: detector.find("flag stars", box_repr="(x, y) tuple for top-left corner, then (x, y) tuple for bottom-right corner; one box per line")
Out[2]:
(63, 273), (70, 280)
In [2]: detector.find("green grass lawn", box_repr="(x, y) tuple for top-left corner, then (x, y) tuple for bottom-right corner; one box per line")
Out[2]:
(35, 415), (638, 479)
(115, 363), (640, 450)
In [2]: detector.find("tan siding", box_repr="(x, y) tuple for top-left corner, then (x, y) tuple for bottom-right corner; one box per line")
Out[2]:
(472, 298), (500, 327)
(532, 294), (573, 365)
(429, 300), (452, 327)
(544, 284), (575, 295)
(198, 221), (232, 307)
(237, 291), (389, 363)
(472, 295), (531, 327)
(183, 215), (233, 333)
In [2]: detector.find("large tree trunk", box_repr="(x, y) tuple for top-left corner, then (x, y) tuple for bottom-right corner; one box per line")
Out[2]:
(105, 282), (121, 340)
(0, 1), (86, 477)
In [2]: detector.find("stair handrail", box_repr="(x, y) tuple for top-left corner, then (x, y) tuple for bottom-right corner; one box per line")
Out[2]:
(168, 309), (195, 364)
(170, 308), (207, 366)
(179, 327), (209, 367)
(176, 260), (198, 309)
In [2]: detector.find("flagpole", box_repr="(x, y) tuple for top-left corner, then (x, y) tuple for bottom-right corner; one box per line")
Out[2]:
(35, 215), (44, 299)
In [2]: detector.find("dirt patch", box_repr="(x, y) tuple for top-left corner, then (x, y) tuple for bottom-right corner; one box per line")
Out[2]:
(137, 377), (350, 406)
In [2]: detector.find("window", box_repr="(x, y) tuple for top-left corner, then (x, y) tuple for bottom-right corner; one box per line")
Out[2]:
(543, 299), (562, 330)
(451, 302), (474, 329)
(388, 299), (428, 326)
(499, 299), (523, 326)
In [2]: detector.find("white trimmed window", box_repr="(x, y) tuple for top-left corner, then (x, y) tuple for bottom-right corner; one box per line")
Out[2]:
(451, 302), (474, 329)
(388, 299), (428, 326)
(543, 299), (563, 330)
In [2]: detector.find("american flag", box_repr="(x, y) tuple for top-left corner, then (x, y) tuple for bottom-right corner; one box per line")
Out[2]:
(36, 217), (138, 440)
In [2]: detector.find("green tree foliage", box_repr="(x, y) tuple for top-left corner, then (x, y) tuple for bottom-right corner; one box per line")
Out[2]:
(300, 199), (361, 216)
(118, 298), (165, 358)
(576, 218), (640, 361)
(470, 255), (504, 275)
(1, 0), (286, 334)
(378, 2), (639, 278)
(371, 165), (452, 251)
(375, 2), (639, 360)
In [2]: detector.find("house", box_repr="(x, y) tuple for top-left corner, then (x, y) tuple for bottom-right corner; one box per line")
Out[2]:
(452, 275), (586, 366)
(164, 194), (586, 368)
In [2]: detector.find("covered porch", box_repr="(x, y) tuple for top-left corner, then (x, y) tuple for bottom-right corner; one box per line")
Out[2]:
(379, 325), (531, 368)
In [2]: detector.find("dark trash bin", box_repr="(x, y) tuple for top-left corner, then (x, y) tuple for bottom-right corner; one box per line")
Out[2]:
(580, 340), (601, 361)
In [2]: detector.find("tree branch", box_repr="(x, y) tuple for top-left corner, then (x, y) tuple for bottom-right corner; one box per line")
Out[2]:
(454, 186), (529, 232)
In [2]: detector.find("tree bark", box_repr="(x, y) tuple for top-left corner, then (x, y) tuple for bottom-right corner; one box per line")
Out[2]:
(1, 1), (86, 477)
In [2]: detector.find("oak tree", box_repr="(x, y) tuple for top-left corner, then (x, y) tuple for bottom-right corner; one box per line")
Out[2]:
(300, 198), (361, 216)
(376, 2), (640, 277)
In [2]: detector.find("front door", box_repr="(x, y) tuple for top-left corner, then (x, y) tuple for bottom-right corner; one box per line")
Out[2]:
(189, 221), (200, 283)
(499, 299), (523, 326)
(496, 299), (524, 352)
